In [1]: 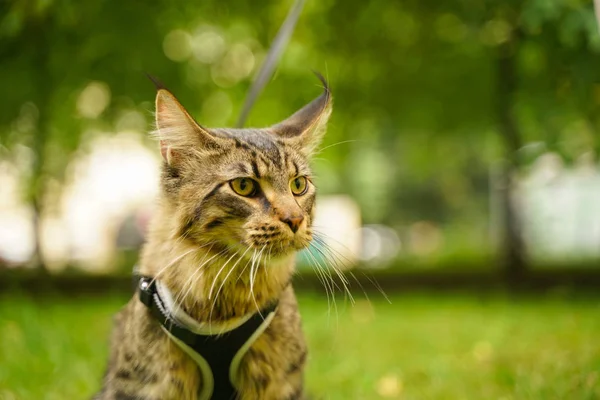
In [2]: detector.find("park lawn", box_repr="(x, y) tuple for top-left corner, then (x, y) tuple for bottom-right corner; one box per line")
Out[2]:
(0, 289), (598, 400)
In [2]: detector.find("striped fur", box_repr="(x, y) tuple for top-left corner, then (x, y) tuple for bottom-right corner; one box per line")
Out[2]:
(95, 77), (331, 400)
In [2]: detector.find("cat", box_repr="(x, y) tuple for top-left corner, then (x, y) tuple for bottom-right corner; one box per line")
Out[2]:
(94, 74), (331, 400)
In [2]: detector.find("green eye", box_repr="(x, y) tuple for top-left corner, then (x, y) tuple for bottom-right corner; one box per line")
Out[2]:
(291, 176), (308, 195)
(230, 178), (258, 197)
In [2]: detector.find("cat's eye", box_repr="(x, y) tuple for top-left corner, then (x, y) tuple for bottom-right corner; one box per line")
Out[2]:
(230, 178), (258, 197)
(290, 176), (308, 196)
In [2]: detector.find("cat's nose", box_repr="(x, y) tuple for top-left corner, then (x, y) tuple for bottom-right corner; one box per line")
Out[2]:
(281, 215), (304, 233)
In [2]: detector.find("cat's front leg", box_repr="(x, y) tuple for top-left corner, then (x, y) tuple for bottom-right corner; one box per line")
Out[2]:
(95, 300), (201, 400)
(96, 345), (201, 400)
(237, 291), (308, 400)
(238, 346), (306, 400)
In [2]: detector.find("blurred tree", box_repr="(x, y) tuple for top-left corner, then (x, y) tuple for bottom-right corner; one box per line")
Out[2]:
(0, 0), (599, 272)
(0, 1), (167, 270)
(491, 0), (600, 279)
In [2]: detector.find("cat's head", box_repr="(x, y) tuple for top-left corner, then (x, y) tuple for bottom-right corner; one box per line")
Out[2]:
(154, 75), (331, 262)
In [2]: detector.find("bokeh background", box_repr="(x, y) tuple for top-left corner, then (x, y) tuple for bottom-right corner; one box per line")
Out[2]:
(1, 0), (599, 399)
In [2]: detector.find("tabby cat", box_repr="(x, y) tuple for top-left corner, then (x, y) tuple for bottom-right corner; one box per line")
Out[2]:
(94, 75), (331, 400)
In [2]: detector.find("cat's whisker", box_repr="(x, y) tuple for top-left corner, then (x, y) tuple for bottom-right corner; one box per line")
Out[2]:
(312, 243), (349, 286)
(264, 243), (275, 277)
(346, 270), (373, 305)
(303, 244), (337, 322)
(312, 234), (373, 304)
(208, 250), (241, 300)
(306, 240), (343, 294)
(306, 259), (332, 316)
(302, 246), (329, 305)
(150, 241), (217, 287)
(310, 241), (355, 305)
(173, 246), (227, 312)
(249, 245), (267, 319)
(306, 245), (339, 316)
(312, 235), (369, 304)
(314, 139), (358, 155)
(311, 231), (360, 270)
(311, 236), (354, 288)
(310, 228), (357, 258)
(208, 246), (252, 325)
(149, 248), (195, 286)
(312, 235), (351, 273)
(360, 271), (391, 304)
(309, 251), (337, 323)
(248, 249), (259, 312)
(172, 247), (211, 310)
(171, 244), (217, 307)
(310, 157), (329, 164)
(247, 248), (258, 300)
(256, 244), (267, 275)
(235, 249), (254, 283)
(311, 231), (355, 259)
(171, 228), (193, 249)
(312, 232), (390, 304)
(303, 248), (329, 297)
(250, 245), (267, 297)
(311, 233), (369, 304)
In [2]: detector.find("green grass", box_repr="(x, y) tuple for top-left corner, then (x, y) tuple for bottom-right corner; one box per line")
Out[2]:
(0, 290), (598, 399)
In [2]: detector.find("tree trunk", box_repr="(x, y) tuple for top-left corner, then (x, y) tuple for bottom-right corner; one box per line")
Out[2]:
(495, 33), (527, 283)
(27, 16), (52, 273)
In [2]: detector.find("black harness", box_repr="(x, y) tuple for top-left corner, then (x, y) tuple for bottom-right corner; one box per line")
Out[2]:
(137, 276), (278, 400)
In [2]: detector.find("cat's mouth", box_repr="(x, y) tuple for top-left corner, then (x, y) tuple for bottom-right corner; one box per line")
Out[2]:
(240, 232), (311, 258)
(240, 225), (307, 254)
(244, 238), (303, 257)
(210, 224), (311, 259)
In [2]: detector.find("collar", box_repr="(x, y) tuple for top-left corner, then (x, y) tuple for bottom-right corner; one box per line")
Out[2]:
(137, 275), (278, 400)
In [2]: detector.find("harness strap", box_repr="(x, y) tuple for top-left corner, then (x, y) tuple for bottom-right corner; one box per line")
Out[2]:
(137, 276), (278, 400)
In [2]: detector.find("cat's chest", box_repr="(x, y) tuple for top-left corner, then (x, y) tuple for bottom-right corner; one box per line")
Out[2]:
(134, 282), (305, 400)
(161, 325), (299, 400)
(162, 313), (278, 399)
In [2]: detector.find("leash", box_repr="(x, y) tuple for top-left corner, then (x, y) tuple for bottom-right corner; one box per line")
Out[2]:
(236, 0), (306, 127)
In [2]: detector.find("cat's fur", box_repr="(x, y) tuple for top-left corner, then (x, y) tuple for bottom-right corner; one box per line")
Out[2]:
(94, 76), (331, 400)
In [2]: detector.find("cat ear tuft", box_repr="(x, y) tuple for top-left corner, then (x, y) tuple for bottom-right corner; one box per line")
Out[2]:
(154, 88), (219, 164)
(270, 72), (332, 156)
(146, 73), (169, 91)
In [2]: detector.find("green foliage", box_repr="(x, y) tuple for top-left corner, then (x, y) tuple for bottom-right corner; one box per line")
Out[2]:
(0, 0), (599, 240)
(0, 291), (598, 398)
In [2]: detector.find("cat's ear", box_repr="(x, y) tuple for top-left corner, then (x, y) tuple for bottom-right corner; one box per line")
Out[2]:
(154, 88), (220, 164)
(270, 73), (332, 156)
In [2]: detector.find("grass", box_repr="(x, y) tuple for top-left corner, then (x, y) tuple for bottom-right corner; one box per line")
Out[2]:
(0, 289), (598, 399)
